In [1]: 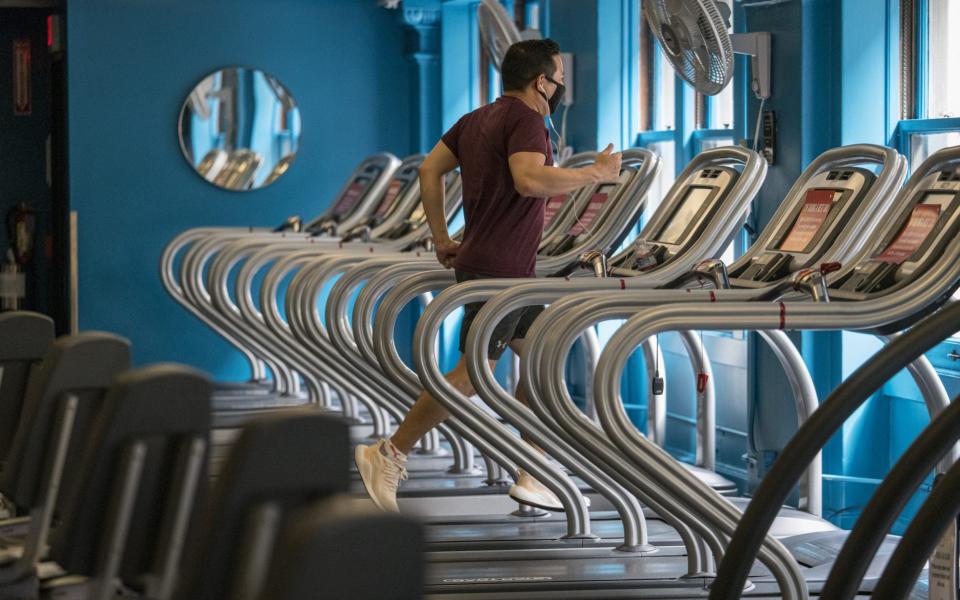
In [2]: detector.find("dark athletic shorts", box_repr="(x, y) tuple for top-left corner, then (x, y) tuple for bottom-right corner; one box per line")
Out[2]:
(455, 269), (545, 360)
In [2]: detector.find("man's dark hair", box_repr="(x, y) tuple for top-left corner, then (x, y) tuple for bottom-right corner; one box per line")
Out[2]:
(500, 38), (561, 92)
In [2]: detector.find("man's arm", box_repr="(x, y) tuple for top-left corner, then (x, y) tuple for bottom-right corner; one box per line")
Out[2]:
(419, 141), (460, 267)
(509, 143), (622, 198)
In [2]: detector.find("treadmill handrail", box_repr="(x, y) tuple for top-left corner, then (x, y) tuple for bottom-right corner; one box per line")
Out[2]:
(535, 148), (660, 274)
(383, 270), (592, 537)
(452, 279), (731, 574)
(412, 276), (724, 561)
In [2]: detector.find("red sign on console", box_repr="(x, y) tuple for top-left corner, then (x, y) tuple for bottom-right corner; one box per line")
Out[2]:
(375, 180), (404, 217)
(876, 203), (941, 264)
(543, 195), (566, 227)
(779, 190), (836, 253)
(567, 193), (608, 236)
(332, 182), (366, 216)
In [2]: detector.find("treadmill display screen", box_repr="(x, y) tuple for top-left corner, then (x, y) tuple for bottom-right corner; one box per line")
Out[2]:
(657, 186), (712, 245)
(375, 180), (405, 217)
(875, 193), (953, 264)
(331, 178), (370, 217)
(566, 185), (613, 236)
(543, 195), (567, 228)
(777, 189), (842, 253)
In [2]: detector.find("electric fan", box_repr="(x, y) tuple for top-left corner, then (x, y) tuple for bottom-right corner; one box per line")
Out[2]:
(644, 0), (771, 99)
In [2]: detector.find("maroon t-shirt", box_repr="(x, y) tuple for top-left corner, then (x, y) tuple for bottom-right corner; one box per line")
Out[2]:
(441, 96), (554, 277)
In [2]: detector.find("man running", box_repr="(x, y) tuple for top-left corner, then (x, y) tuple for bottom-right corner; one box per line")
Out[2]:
(356, 38), (622, 513)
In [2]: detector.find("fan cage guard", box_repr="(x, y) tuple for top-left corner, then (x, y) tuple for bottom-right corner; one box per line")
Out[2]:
(645, 0), (734, 96)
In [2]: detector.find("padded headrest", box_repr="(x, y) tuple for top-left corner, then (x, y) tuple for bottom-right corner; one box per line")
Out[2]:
(0, 312), (56, 460)
(3, 332), (131, 506)
(0, 311), (54, 361)
(260, 497), (424, 600)
(175, 411), (350, 600)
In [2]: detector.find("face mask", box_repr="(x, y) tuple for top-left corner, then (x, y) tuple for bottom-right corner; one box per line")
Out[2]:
(538, 75), (566, 115)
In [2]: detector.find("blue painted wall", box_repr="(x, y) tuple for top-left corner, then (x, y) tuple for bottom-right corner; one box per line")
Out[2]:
(549, 0), (599, 152)
(740, 0), (846, 495)
(68, 0), (414, 378)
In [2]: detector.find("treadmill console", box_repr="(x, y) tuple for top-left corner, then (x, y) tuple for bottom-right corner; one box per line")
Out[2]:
(833, 169), (960, 295)
(373, 169), (415, 219)
(619, 166), (738, 273)
(340, 164), (421, 241)
(392, 172), (463, 245)
(539, 167), (632, 256)
(307, 163), (386, 236)
(730, 168), (875, 283)
(403, 171), (460, 226)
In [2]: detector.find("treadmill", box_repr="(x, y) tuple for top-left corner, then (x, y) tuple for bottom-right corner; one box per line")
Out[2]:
(699, 146), (960, 598)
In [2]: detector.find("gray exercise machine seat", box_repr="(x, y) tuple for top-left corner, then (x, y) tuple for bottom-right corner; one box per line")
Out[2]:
(174, 411), (351, 599)
(0, 311), (54, 461)
(2, 332), (130, 511)
(177, 412), (425, 600)
(49, 363), (210, 574)
(34, 364), (210, 598)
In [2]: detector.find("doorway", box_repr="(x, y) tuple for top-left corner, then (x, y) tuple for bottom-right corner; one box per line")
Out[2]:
(0, 0), (68, 332)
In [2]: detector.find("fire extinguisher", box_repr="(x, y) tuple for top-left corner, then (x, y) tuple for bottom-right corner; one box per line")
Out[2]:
(1, 203), (35, 310)
(8, 202), (36, 265)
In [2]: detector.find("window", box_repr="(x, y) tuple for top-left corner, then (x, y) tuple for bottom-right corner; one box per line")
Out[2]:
(652, 45), (676, 131)
(926, 0), (960, 119)
(706, 0), (734, 130)
(643, 138), (677, 223)
(708, 81), (735, 130)
(909, 130), (960, 169)
(897, 0), (960, 174)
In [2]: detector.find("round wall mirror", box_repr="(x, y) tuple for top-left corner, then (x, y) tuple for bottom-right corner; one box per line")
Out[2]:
(178, 67), (302, 191)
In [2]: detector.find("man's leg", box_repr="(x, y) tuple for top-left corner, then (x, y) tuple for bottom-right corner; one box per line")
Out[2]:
(390, 356), (493, 454)
(355, 354), (494, 512)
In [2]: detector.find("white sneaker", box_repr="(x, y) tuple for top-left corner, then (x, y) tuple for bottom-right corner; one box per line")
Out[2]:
(508, 469), (590, 512)
(354, 439), (408, 513)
